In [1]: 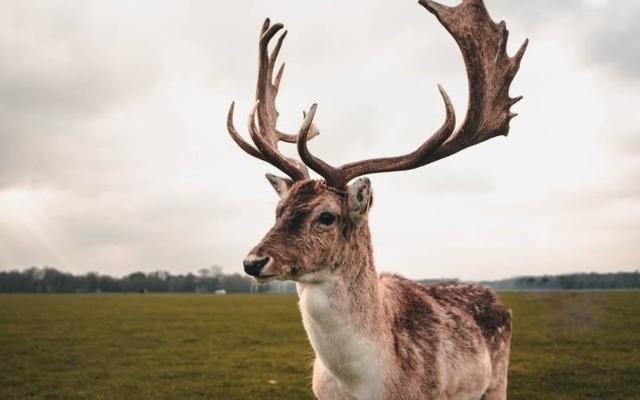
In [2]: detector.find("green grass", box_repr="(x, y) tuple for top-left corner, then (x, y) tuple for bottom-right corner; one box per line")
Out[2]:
(503, 291), (640, 399)
(0, 292), (638, 399)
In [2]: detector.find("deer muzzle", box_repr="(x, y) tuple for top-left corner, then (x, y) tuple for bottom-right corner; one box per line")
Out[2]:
(243, 255), (272, 277)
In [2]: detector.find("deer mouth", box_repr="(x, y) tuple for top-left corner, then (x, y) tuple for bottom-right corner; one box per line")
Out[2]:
(255, 273), (279, 283)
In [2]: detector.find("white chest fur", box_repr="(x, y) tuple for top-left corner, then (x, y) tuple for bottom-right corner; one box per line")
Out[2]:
(297, 281), (383, 400)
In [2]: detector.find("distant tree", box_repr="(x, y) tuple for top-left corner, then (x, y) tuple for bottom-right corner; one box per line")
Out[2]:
(210, 265), (223, 278)
(4, 267), (636, 293)
(222, 273), (252, 293)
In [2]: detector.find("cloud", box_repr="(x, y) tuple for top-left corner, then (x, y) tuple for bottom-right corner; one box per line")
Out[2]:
(491, 0), (640, 80)
(0, 2), (163, 191)
(588, 1), (640, 79)
(614, 131), (640, 158)
(0, 0), (638, 280)
(0, 2), (162, 114)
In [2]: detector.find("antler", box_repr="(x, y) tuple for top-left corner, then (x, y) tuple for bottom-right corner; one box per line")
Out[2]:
(297, 0), (528, 189)
(227, 19), (319, 181)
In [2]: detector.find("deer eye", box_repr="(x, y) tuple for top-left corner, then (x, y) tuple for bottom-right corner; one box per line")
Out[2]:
(317, 212), (336, 226)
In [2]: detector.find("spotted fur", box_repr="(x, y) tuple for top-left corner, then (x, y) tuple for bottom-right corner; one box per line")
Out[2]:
(244, 179), (512, 399)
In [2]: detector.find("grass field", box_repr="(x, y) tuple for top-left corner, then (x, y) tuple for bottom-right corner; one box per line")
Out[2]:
(1, 291), (638, 399)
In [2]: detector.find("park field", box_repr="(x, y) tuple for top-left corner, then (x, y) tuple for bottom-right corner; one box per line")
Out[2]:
(0, 291), (639, 399)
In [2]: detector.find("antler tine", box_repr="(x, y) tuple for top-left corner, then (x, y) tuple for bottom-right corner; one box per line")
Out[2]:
(227, 101), (265, 161)
(255, 21), (320, 146)
(249, 100), (308, 180)
(338, 85), (456, 185)
(278, 109), (320, 144)
(298, 87), (456, 189)
(297, 104), (339, 183)
(417, 0), (528, 163)
(297, 0), (526, 189)
(227, 19), (319, 181)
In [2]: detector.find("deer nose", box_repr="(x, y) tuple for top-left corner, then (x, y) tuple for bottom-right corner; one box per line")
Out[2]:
(243, 256), (270, 277)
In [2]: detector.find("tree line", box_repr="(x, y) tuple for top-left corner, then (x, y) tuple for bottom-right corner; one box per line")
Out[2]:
(0, 266), (260, 293)
(1, 267), (638, 293)
(480, 271), (640, 290)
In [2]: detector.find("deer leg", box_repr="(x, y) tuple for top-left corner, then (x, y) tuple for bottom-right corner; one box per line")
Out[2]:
(484, 334), (511, 400)
(484, 379), (507, 400)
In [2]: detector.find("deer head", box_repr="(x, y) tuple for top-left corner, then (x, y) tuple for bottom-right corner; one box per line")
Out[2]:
(241, 176), (374, 283)
(227, 0), (527, 283)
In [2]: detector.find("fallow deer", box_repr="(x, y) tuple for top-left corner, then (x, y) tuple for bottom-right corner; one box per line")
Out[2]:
(226, 1), (527, 399)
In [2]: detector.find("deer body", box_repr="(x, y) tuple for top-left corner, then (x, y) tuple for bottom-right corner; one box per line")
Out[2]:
(299, 273), (510, 400)
(224, 1), (526, 398)
(255, 180), (511, 399)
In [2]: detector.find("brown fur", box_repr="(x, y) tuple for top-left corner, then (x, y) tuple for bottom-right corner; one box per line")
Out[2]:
(245, 180), (512, 399)
(381, 275), (511, 399)
(230, 2), (526, 398)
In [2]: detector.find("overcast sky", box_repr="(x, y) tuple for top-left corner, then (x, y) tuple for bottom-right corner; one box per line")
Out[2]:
(1, 0), (638, 280)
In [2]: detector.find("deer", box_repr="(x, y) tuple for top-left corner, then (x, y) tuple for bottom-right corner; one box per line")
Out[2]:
(225, 1), (527, 399)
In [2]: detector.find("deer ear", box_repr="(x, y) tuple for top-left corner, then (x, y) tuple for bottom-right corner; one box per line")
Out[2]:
(346, 177), (373, 223)
(265, 173), (293, 198)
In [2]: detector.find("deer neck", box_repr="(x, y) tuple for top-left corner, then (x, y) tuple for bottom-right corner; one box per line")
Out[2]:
(297, 223), (380, 327)
(296, 223), (385, 396)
